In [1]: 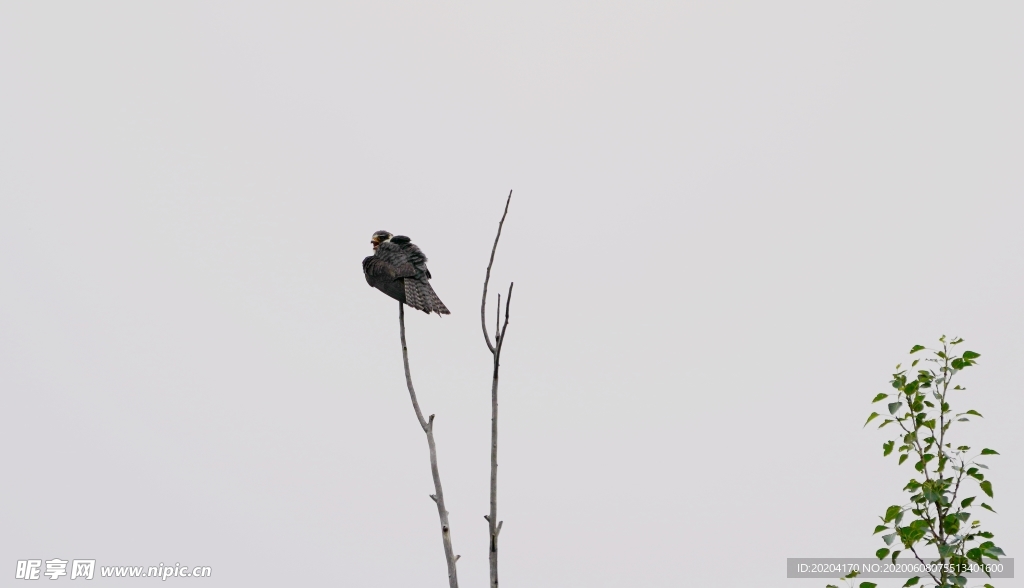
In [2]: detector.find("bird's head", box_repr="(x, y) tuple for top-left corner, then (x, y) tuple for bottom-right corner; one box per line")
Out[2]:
(370, 230), (393, 251)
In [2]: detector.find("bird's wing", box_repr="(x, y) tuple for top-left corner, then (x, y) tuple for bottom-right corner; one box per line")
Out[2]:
(362, 256), (398, 280)
(362, 255), (407, 303)
(373, 242), (418, 278)
(391, 236), (432, 280)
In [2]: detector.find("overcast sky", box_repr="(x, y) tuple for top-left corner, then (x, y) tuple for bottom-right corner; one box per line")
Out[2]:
(1, 2), (1022, 587)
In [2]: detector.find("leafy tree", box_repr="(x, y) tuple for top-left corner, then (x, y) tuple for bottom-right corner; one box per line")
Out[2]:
(830, 337), (1004, 588)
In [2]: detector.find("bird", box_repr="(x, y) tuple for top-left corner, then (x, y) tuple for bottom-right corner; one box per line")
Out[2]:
(362, 230), (450, 315)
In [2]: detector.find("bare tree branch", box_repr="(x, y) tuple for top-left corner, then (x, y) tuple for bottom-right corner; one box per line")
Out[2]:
(399, 302), (460, 588)
(481, 190), (513, 353)
(486, 282), (512, 588)
(481, 192), (513, 588)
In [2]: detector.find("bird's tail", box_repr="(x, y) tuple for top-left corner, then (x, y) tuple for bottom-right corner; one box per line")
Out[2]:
(404, 279), (451, 315)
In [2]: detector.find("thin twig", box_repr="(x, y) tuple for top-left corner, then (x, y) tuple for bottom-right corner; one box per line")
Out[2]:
(481, 190), (513, 353)
(909, 544), (941, 586)
(400, 303), (429, 432)
(497, 284), (513, 360)
(399, 302), (460, 588)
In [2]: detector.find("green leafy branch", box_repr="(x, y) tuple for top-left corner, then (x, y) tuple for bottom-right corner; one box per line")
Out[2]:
(833, 337), (1004, 588)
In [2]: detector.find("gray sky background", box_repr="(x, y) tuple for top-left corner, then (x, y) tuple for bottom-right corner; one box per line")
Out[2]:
(2, 2), (1022, 586)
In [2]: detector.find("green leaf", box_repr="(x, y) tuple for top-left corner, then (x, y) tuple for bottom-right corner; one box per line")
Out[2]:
(864, 412), (880, 427)
(873, 524), (888, 534)
(980, 502), (995, 513)
(859, 583), (877, 588)
(942, 514), (962, 535)
(876, 548), (890, 560)
(980, 448), (999, 455)
(891, 550), (901, 564)
(951, 358), (965, 370)
(872, 393), (889, 403)
(900, 519), (929, 545)
(985, 546), (1005, 557)
(980, 480), (993, 498)
(961, 496), (975, 508)
(898, 454), (909, 465)
(883, 440), (895, 456)
(888, 402), (902, 415)
(882, 533), (896, 546)
(878, 419), (894, 429)
(966, 410), (983, 417)
(910, 345), (926, 354)
(903, 577), (920, 587)
(884, 505), (901, 523)
(963, 350), (980, 359)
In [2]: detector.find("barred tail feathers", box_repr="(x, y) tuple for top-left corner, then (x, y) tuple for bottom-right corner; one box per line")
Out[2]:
(402, 278), (427, 313)
(402, 278), (450, 315)
(425, 282), (450, 315)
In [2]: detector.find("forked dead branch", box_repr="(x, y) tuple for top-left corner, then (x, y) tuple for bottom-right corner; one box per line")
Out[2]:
(480, 190), (514, 588)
